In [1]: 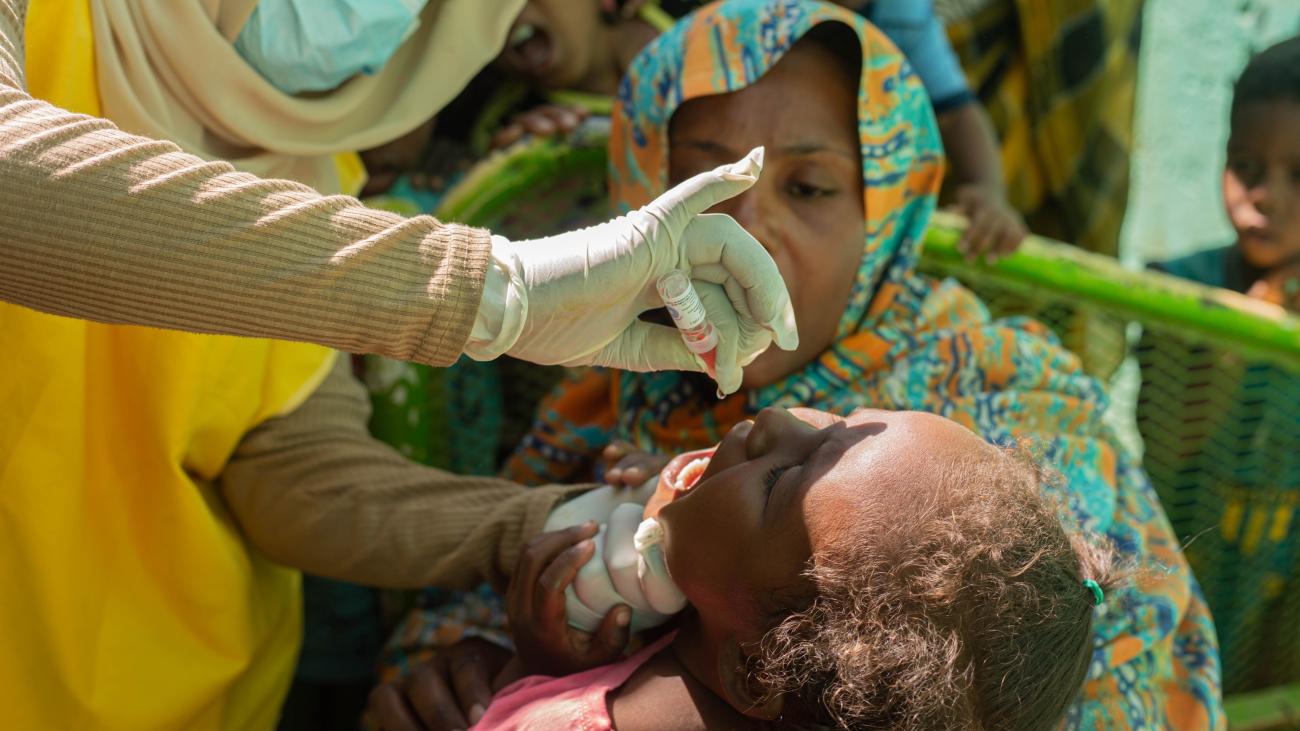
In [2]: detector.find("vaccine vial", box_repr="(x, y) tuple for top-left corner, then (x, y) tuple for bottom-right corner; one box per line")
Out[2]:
(655, 271), (719, 377)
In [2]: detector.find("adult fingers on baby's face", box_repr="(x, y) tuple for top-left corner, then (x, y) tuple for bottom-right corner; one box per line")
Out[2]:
(407, 660), (470, 731)
(368, 682), (430, 731)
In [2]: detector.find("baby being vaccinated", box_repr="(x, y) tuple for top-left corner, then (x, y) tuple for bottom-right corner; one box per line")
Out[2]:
(489, 406), (1119, 730)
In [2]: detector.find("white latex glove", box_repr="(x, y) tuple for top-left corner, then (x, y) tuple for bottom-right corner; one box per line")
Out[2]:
(543, 483), (686, 632)
(495, 147), (797, 395)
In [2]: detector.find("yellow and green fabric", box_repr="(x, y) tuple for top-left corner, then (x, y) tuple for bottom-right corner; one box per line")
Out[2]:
(941, 0), (1142, 256)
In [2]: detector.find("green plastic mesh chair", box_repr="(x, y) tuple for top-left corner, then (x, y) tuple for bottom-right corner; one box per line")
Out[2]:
(433, 132), (1300, 698)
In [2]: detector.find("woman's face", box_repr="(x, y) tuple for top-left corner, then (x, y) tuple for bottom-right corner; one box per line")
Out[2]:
(657, 406), (990, 636)
(668, 37), (865, 390)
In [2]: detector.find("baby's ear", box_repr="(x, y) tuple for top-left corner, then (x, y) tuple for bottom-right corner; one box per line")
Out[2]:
(717, 638), (784, 721)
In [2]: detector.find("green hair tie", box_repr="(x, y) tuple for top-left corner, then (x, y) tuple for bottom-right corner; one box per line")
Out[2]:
(1083, 579), (1104, 607)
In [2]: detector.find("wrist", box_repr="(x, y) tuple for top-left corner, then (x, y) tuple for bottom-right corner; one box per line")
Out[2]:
(465, 236), (528, 361)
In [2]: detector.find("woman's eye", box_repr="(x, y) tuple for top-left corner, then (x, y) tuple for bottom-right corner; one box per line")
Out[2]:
(785, 181), (835, 199)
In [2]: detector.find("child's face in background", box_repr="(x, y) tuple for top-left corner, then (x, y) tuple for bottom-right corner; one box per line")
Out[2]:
(668, 38), (866, 390)
(499, 0), (608, 90)
(657, 407), (993, 639)
(1224, 100), (1300, 270)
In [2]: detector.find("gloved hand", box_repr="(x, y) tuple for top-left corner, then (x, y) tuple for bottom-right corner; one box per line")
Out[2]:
(543, 483), (687, 633)
(495, 147), (797, 395)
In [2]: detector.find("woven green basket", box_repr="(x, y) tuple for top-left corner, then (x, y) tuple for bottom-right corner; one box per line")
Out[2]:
(432, 132), (1300, 696)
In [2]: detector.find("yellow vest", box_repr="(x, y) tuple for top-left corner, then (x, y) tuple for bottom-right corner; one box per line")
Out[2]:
(2, 2), (339, 728)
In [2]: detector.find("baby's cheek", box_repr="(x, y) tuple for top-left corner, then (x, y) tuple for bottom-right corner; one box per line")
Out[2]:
(642, 484), (675, 520)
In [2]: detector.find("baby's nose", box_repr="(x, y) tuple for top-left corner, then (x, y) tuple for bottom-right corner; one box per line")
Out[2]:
(752, 406), (818, 445)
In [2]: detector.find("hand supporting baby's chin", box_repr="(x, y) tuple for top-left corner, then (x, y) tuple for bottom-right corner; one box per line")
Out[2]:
(541, 478), (689, 636)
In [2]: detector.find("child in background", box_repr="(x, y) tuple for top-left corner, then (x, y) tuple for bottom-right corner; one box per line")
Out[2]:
(1135, 36), (1300, 692)
(1149, 35), (1300, 310)
(477, 407), (1120, 730)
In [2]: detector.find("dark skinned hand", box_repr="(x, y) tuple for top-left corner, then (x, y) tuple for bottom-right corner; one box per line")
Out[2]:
(601, 440), (671, 488)
(506, 522), (633, 677)
(367, 637), (512, 731)
(950, 184), (1028, 262)
(490, 104), (590, 151)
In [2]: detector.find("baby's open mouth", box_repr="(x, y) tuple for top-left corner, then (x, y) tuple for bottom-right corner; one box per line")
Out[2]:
(660, 448), (715, 498)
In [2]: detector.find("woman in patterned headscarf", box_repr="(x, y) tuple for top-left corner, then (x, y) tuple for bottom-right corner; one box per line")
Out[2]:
(502, 0), (1222, 726)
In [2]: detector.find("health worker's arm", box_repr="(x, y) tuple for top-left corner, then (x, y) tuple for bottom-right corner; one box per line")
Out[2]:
(218, 356), (594, 589)
(0, 0), (489, 366)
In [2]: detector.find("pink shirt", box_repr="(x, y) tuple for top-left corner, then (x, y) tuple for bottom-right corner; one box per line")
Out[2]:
(473, 633), (677, 730)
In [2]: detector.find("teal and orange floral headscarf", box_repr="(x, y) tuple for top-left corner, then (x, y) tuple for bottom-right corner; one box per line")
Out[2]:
(505, 3), (1222, 725)
(610, 0), (944, 348)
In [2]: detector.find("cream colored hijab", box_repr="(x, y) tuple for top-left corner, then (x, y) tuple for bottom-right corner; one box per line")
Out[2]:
(90, 0), (526, 192)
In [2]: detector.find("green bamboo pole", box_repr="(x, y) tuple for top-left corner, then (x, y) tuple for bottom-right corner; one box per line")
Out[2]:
(433, 136), (1300, 370)
(435, 132), (607, 226)
(922, 211), (1300, 370)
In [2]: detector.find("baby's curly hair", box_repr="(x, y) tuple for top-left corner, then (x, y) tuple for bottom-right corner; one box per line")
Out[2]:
(750, 444), (1123, 730)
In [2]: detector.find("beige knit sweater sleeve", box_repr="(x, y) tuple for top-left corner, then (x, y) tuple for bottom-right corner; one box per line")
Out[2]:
(0, 0), (489, 366)
(220, 356), (595, 589)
